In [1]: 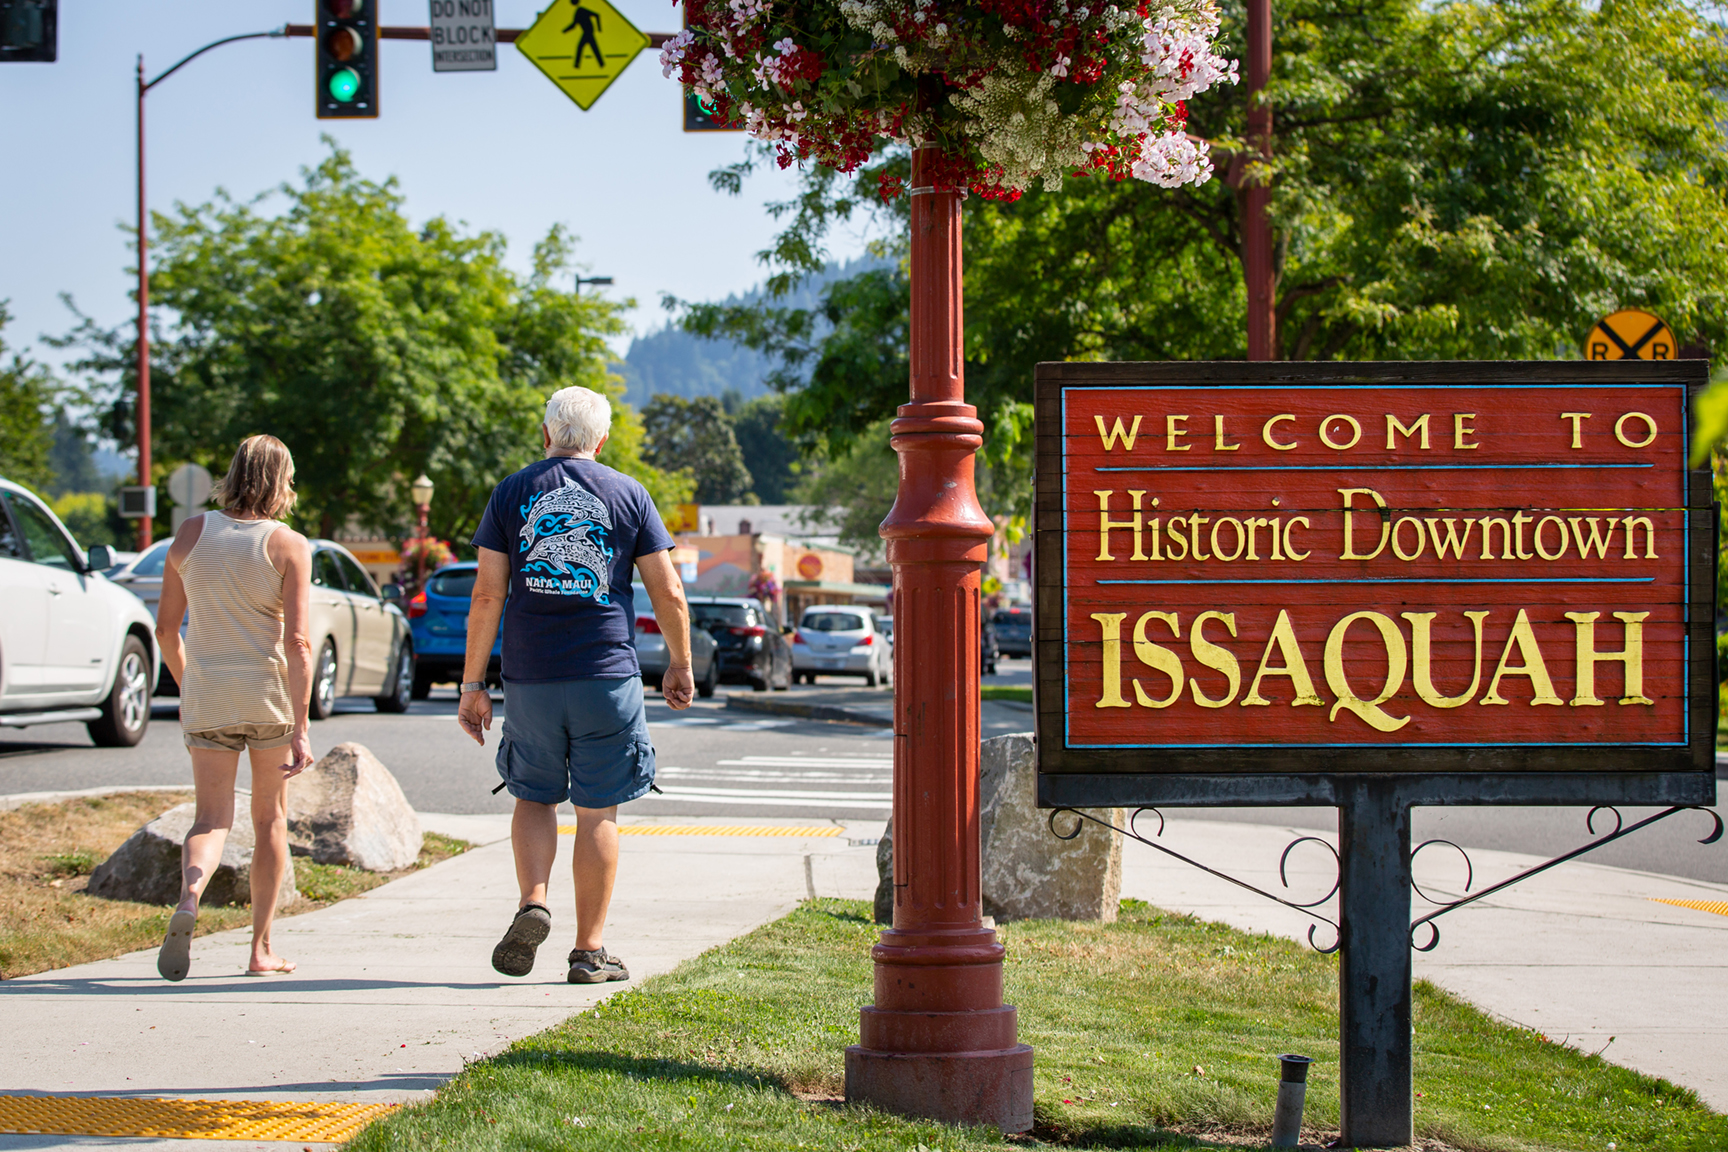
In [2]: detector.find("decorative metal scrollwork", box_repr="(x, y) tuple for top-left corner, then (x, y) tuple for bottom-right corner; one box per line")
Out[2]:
(1049, 806), (1344, 953)
(1407, 805), (1724, 952)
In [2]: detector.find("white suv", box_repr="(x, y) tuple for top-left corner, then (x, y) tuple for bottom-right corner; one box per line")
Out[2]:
(0, 479), (158, 746)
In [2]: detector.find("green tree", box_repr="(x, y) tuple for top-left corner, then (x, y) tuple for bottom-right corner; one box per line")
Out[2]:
(0, 303), (56, 492)
(684, 0), (1728, 525)
(56, 143), (689, 544)
(642, 394), (754, 503)
(731, 393), (801, 503)
(46, 410), (104, 497)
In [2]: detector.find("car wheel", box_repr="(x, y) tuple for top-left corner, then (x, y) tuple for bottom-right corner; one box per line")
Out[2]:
(87, 635), (151, 748)
(309, 639), (338, 720)
(697, 658), (718, 699)
(411, 666), (433, 700)
(865, 664), (879, 687)
(373, 643), (414, 713)
(643, 672), (663, 693)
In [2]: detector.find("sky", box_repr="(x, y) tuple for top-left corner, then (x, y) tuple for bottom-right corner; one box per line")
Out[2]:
(0, 1), (873, 372)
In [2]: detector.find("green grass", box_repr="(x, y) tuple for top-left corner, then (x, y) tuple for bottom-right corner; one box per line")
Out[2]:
(980, 684), (1033, 703)
(347, 899), (1724, 1151)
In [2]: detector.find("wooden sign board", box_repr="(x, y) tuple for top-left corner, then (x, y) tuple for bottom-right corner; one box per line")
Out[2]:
(1034, 361), (1717, 809)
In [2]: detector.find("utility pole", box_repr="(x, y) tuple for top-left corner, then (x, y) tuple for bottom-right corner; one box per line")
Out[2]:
(1244, 0), (1274, 361)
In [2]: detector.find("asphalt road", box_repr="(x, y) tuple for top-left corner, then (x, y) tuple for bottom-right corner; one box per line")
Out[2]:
(0, 690), (895, 821)
(3, 662), (1723, 884)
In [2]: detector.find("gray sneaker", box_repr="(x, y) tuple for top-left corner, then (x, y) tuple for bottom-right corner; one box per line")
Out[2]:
(492, 904), (551, 977)
(567, 947), (629, 984)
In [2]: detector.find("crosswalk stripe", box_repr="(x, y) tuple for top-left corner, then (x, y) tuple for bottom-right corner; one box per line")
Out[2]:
(662, 770), (890, 784)
(658, 785), (893, 802)
(718, 757), (893, 768)
(636, 793), (893, 811)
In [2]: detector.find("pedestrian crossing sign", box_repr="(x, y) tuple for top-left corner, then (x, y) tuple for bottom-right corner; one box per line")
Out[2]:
(516, 0), (649, 111)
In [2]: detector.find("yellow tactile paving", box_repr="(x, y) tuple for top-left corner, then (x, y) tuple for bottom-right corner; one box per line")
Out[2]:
(0, 1096), (395, 1141)
(558, 824), (844, 837)
(1652, 898), (1728, 918)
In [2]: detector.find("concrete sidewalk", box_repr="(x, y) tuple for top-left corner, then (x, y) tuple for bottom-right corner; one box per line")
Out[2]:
(0, 813), (883, 1149)
(1116, 814), (1728, 1112)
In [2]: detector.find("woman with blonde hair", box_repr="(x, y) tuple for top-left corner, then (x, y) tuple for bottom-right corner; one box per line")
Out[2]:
(153, 434), (314, 979)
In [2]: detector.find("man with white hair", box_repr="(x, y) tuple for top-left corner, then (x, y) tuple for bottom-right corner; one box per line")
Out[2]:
(457, 385), (695, 984)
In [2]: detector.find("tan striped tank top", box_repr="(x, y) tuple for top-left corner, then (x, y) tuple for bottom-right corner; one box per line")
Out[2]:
(178, 511), (294, 732)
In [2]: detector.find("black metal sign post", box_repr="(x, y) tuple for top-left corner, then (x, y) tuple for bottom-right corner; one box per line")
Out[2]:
(1034, 360), (1719, 1148)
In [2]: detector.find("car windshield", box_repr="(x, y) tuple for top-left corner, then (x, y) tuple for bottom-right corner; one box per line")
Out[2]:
(992, 610), (1027, 625)
(693, 604), (752, 627)
(804, 611), (868, 632)
(429, 568), (477, 599)
(130, 540), (172, 578)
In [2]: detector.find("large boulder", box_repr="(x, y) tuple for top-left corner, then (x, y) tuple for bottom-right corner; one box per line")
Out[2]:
(980, 732), (1121, 922)
(285, 742), (422, 872)
(871, 733), (1123, 924)
(87, 802), (298, 907)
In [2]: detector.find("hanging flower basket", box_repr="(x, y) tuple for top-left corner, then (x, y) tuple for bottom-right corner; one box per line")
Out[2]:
(400, 536), (455, 578)
(662, 0), (1237, 198)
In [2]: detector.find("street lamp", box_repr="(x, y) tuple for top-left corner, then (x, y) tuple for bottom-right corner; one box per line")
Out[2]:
(574, 275), (613, 294)
(134, 27), (288, 549)
(410, 473), (435, 592)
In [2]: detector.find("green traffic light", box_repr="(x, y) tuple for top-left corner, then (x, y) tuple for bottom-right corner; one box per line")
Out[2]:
(328, 67), (361, 102)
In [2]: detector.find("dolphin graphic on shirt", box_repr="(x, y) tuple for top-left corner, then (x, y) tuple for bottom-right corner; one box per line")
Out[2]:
(517, 479), (614, 602)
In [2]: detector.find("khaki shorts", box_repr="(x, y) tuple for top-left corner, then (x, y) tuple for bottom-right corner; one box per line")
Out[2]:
(183, 722), (295, 752)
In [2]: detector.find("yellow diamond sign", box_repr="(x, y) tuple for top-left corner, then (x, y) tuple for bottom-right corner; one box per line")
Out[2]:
(516, 0), (649, 111)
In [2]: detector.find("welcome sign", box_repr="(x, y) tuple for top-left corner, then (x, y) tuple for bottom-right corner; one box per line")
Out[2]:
(1033, 362), (1716, 786)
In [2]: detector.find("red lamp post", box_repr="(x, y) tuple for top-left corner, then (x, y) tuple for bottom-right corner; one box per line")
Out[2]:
(410, 473), (435, 594)
(844, 146), (1034, 1133)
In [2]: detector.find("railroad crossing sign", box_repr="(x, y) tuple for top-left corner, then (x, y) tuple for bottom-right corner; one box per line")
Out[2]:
(1586, 308), (1677, 361)
(515, 0), (648, 110)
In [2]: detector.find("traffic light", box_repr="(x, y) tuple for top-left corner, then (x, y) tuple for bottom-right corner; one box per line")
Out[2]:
(684, 90), (742, 132)
(316, 0), (377, 119)
(0, 0), (56, 62)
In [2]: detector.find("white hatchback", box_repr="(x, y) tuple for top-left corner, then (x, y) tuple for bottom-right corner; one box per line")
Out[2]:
(0, 479), (159, 746)
(791, 605), (892, 686)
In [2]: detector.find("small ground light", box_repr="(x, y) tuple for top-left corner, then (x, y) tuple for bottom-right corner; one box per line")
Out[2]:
(1270, 1053), (1312, 1148)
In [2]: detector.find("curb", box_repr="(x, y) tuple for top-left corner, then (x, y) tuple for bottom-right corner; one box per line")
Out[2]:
(723, 694), (894, 728)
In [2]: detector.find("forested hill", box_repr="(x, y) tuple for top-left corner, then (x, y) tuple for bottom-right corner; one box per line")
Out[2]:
(619, 256), (886, 407)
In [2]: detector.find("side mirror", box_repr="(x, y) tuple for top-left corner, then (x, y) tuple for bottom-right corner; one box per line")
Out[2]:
(381, 583), (403, 603)
(87, 544), (114, 573)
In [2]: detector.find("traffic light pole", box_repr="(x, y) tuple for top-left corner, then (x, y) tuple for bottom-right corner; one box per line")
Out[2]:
(134, 28), (285, 549)
(132, 23), (674, 549)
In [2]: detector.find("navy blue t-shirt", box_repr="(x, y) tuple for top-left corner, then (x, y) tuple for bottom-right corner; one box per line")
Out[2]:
(471, 457), (674, 683)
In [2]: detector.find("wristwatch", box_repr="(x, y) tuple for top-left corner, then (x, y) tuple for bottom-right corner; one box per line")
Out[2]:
(460, 681), (489, 693)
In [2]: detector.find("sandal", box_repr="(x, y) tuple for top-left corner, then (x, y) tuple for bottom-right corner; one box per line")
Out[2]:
(567, 947), (629, 984)
(157, 910), (196, 982)
(492, 903), (552, 977)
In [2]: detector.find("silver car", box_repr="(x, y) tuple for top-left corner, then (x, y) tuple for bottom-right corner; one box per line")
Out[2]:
(305, 541), (415, 716)
(114, 533), (414, 717)
(791, 605), (893, 686)
(632, 588), (719, 698)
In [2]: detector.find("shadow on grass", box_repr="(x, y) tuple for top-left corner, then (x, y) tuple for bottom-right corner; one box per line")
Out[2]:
(491, 1049), (1244, 1150)
(1026, 1116), (1227, 1150)
(487, 1046), (797, 1095)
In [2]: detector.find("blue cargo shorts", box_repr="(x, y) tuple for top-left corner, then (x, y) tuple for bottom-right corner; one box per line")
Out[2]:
(495, 676), (656, 808)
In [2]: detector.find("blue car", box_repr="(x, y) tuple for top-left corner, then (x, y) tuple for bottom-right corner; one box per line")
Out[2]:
(406, 562), (502, 699)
